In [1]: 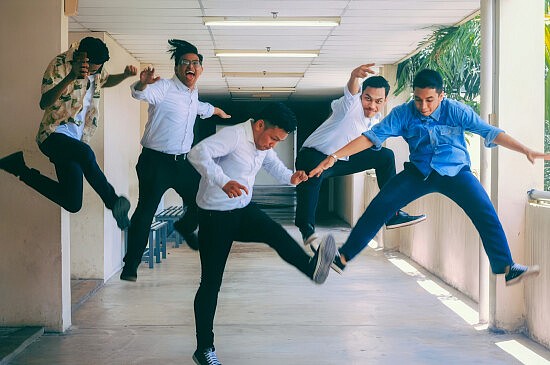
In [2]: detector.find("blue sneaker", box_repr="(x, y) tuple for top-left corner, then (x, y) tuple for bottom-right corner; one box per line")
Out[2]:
(505, 263), (540, 286)
(386, 210), (426, 229)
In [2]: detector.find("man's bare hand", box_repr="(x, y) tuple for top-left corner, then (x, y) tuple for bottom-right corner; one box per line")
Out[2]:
(291, 170), (308, 185)
(222, 180), (249, 198)
(308, 156), (336, 178)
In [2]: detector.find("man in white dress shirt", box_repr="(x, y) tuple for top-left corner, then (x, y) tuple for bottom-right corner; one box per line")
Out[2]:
(120, 39), (230, 281)
(295, 64), (426, 245)
(188, 103), (336, 365)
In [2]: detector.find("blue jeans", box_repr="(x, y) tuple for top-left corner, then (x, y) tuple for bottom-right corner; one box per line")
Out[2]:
(340, 163), (513, 274)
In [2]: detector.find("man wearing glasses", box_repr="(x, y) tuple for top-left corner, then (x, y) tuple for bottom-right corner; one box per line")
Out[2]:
(120, 39), (230, 281)
(0, 37), (137, 229)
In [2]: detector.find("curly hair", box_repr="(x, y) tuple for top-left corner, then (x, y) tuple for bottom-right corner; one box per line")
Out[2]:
(77, 37), (110, 65)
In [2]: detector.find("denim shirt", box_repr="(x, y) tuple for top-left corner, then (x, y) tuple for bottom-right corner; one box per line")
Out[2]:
(363, 98), (504, 178)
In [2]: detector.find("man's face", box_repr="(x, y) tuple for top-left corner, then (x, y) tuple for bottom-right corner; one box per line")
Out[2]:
(413, 87), (444, 117)
(253, 120), (289, 151)
(175, 53), (203, 88)
(361, 87), (387, 118)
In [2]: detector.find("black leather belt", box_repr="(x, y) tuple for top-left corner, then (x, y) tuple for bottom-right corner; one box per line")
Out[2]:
(143, 147), (188, 161)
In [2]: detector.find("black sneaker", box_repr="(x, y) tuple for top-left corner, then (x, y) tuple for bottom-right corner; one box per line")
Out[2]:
(385, 210), (426, 229)
(192, 347), (222, 365)
(120, 264), (137, 282)
(112, 196), (131, 229)
(310, 234), (336, 284)
(0, 151), (28, 177)
(299, 223), (317, 246)
(310, 244), (346, 274)
(505, 263), (540, 286)
(174, 219), (200, 251)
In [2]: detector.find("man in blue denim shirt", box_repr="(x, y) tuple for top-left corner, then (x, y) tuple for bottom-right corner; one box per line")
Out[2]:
(310, 69), (548, 285)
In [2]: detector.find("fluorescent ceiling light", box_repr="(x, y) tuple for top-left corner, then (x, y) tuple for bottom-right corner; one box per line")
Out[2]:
(228, 87), (295, 93)
(222, 72), (304, 78)
(203, 16), (340, 27)
(216, 50), (319, 58)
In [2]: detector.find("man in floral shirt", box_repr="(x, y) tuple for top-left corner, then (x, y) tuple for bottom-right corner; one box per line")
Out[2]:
(0, 37), (137, 229)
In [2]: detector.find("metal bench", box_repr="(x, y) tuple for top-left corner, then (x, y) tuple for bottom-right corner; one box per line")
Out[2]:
(123, 221), (168, 269)
(154, 205), (187, 248)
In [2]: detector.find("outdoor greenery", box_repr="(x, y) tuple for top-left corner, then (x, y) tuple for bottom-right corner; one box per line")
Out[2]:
(396, 10), (550, 190)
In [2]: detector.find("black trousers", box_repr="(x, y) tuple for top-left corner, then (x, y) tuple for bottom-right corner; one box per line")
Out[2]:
(123, 147), (200, 268)
(294, 146), (396, 231)
(194, 203), (313, 350)
(20, 132), (118, 212)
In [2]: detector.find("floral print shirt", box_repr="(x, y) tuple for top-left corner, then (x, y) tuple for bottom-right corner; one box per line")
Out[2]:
(36, 41), (109, 145)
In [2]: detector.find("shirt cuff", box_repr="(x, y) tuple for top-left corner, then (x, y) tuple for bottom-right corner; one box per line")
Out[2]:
(484, 128), (505, 148)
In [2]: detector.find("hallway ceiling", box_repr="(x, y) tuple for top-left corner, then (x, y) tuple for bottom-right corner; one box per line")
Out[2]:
(69, 0), (480, 101)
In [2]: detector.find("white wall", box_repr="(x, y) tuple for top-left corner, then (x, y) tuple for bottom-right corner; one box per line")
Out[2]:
(0, 0), (71, 332)
(68, 32), (141, 280)
(492, 0), (545, 330)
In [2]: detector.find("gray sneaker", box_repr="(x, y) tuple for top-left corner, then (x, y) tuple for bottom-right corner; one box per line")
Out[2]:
(310, 234), (336, 284)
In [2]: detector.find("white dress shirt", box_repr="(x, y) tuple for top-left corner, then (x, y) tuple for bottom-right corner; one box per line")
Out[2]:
(189, 120), (293, 211)
(302, 85), (381, 160)
(131, 75), (214, 154)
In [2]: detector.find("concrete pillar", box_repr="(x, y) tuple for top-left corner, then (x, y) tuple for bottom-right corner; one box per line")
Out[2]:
(68, 32), (141, 281)
(0, 0), (71, 332)
(492, 0), (545, 329)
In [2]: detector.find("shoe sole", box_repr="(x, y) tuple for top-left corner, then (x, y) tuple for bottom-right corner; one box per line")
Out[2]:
(309, 244), (343, 275)
(386, 215), (427, 230)
(505, 265), (540, 286)
(303, 234), (318, 246)
(120, 274), (137, 282)
(312, 234), (336, 284)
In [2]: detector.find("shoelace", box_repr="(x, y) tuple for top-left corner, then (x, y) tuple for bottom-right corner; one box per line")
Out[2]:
(203, 349), (221, 365)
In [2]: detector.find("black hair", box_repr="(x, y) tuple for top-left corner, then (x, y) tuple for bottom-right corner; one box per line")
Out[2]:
(168, 39), (203, 67)
(77, 37), (110, 65)
(413, 69), (444, 93)
(362, 76), (390, 97)
(255, 102), (297, 133)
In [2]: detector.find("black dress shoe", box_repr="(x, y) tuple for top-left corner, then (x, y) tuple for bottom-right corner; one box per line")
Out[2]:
(120, 265), (137, 282)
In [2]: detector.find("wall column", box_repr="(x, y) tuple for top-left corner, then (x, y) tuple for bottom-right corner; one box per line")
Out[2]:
(0, 0), (71, 332)
(492, 0), (545, 329)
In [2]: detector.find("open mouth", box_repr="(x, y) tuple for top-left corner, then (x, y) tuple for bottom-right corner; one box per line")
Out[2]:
(185, 70), (195, 80)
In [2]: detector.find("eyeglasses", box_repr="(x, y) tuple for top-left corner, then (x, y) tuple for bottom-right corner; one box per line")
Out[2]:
(178, 59), (202, 67)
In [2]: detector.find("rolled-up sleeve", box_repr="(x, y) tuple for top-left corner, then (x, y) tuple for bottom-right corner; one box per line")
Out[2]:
(362, 105), (406, 150)
(197, 101), (215, 119)
(455, 103), (504, 148)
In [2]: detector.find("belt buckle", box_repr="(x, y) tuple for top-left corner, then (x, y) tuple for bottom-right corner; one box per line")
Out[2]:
(174, 153), (186, 161)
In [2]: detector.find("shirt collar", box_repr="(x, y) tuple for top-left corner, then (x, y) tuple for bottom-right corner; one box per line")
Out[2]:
(171, 74), (197, 94)
(243, 119), (256, 147)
